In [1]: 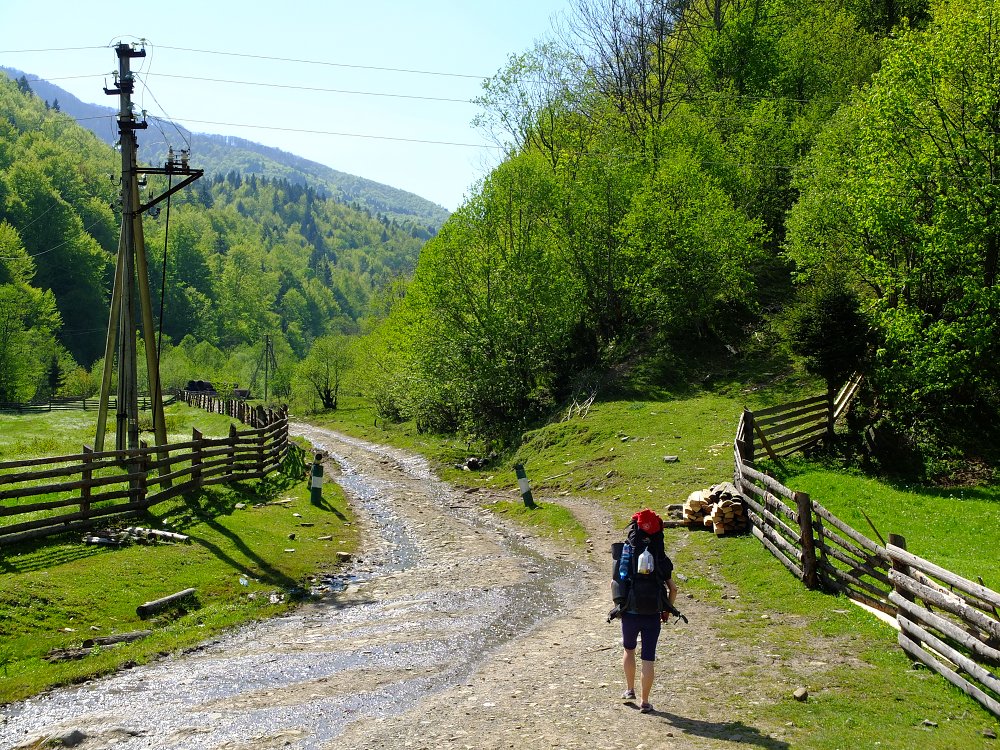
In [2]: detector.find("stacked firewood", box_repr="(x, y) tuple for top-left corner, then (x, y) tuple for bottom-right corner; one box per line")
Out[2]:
(682, 482), (748, 536)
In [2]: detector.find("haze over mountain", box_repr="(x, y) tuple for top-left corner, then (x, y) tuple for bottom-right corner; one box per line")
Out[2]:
(1, 67), (450, 229)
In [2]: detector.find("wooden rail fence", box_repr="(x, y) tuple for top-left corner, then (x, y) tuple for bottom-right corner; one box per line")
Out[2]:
(0, 395), (177, 414)
(179, 390), (267, 426)
(738, 373), (862, 462)
(733, 393), (1000, 718)
(0, 406), (289, 547)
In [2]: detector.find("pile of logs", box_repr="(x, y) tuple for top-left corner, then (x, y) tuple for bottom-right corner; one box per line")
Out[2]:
(83, 526), (190, 547)
(683, 482), (748, 536)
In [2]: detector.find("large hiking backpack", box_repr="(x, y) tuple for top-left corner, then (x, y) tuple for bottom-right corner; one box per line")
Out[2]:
(611, 509), (673, 616)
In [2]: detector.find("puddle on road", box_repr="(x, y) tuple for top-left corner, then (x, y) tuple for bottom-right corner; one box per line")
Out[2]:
(0, 427), (577, 750)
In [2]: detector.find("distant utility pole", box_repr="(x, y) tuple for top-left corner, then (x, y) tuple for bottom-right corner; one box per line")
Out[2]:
(95, 42), (203, 452)
(251, 334), (278, 402)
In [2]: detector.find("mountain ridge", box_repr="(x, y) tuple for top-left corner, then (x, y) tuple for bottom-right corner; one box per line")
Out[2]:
(0, 67), (450, 229)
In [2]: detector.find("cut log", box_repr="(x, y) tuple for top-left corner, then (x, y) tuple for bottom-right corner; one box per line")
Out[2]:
(82, 630), (152, 648)
(126, 527), (190, 544)
(136, 588), (197, 619)
(44, 647), (93, 663)
(83, 536), (121, 546)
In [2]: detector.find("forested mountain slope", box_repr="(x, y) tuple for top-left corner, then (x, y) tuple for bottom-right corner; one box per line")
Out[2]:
(0, 67), (450, 228)
(0, 73), (427, 402)
(362, 0), (1000, 479)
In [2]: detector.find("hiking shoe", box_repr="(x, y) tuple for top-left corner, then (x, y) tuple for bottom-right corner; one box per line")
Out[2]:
(621, 689), (636, 702)
(639, 702), (654, 713)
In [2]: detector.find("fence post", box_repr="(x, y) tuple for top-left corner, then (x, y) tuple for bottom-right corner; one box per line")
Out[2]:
(795, 491), (818, 589)
(81, 445), (93, 518)
(827, 387), (836, 451)
(192, 428), (203, 487)
(889, 533), (912, 605)
(739, 408), (755, 467)
(228, 424), (238, 478)
(279, 407), (289, 462)
(256, 406), (267, 475)
(134, 442), (149, 508)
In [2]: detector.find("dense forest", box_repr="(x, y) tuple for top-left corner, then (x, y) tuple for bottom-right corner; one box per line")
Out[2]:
(0, 66), (452, 228)
(362, 0), (1000, 480)
(0, 71), (431, 406)
(3, 0), (999, 482)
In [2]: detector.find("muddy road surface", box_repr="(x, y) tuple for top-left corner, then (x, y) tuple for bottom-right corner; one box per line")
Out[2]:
(3, 425), (796, 750)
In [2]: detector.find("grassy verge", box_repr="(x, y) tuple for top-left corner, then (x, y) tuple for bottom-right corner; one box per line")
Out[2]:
(484, 499), (589, 547)
(0, 403), (240, 461)
(673, 530), (998, 747)
(768, 461), (1000, 584)
(0, 408), (358, 705)
(304, 389), (1000, 744)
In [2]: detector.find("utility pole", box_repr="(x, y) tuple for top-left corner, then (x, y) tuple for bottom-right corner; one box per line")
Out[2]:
(251, 334), (278, 402)
(95, 42), (203, 452)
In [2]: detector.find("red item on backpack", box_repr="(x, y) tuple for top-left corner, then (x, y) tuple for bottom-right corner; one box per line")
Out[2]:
(632, 508), (662, 534)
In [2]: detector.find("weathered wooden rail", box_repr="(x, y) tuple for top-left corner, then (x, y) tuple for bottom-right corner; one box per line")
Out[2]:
(0, 395), (177, 414)
(738, 374), (863, 463)
(0, 406), (288, 547)
(733, 390), (1000, 718)
(179, 390), (265, 425)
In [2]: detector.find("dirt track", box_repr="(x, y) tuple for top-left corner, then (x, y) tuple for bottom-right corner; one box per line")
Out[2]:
(295, 426), (799, 750)
(3, 425), (805, 750)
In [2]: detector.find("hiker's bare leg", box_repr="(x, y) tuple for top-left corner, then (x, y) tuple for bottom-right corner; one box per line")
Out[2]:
(622, 648), (636, 692)
(640, 659), (655, 704)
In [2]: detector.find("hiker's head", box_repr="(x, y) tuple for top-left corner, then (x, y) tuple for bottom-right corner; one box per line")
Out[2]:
(632, 508), (662, 534)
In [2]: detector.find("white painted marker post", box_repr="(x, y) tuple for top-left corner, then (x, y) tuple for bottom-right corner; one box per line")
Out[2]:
(310, 453), (324, 503)
(514, 463), (537, 509)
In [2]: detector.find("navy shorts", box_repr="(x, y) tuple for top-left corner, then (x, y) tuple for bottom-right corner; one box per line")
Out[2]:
(621, 612), (662, 661)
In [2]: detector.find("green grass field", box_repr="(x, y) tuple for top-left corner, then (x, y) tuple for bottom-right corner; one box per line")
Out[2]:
(0, 403), (240, 461)
(3, 392), (998, 743)
(775, 464), (1000, 585)
(309, 388), (1000, 746)
(0, 406), (357, 704)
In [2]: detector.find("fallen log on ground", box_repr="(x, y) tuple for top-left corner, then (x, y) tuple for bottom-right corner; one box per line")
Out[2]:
(82, 629), (153, 648)
(136, 588), (197, 619)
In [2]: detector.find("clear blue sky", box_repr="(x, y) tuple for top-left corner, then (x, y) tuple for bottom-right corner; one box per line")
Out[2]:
(0, 1), (573, 211)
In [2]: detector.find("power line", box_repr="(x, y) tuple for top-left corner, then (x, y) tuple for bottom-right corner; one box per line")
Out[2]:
(154, 43), (492, 81)
(139, 80), (192, 152)
(148, 115), (499, 149)
(142, 72), (476, 104)
(0, 217), (111, 261)
(0, 46), (105, 54)
(15, 73), (106, 83)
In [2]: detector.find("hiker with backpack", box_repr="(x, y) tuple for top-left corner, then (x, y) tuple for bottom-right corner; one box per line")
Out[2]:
(609, 508), (678, 714)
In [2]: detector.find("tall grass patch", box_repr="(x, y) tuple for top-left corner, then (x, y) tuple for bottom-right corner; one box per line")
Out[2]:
(0, 403), (239, 461)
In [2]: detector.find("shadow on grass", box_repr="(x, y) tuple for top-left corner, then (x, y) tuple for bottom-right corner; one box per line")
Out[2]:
(185, 519), (299, 592)
(159, 485), (300, 591)
(310, 490), (344, 518)
(0, 534), (106, 574)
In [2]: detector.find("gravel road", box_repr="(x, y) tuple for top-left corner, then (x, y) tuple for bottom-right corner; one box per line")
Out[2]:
(2, 425), (800, 750)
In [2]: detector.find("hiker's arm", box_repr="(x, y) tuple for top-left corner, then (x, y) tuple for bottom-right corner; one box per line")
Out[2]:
(666, 577), (677, 606)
